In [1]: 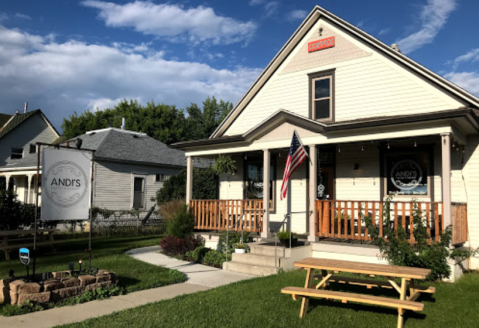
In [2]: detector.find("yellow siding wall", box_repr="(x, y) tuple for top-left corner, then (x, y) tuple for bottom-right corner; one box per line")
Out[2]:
(224, 18), (462, 136)
(463, 137), (479, 267)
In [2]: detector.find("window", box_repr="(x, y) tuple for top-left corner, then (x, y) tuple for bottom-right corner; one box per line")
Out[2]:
(309, 70), (335, 121)
(11, 147), (23, 159)
(133, 177), (145, 209)
(385, 151), (430, 196)
(29, 144), (37, 154)
(244, 157), (276, 211)
(155, 174), (169, 182)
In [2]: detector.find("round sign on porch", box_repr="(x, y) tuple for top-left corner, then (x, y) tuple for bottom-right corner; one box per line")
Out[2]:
(390, 159), (423, 191)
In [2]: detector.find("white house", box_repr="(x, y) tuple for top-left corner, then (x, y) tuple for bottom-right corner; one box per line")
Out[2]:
(0, 107), (60, 203)
(173, 6), (479, 278)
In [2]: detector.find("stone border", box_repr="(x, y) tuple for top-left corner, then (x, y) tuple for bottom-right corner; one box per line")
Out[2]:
(0, 270), (116, 306)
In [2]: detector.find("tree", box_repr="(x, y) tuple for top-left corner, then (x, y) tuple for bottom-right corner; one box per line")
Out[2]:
(61, 97), (233, 144)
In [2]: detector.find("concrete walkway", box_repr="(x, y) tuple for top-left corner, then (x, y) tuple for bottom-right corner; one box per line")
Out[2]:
(0, 246), (254, 328)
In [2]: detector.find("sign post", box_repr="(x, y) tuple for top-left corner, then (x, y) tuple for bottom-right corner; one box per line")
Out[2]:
(19, 248), (30, 279)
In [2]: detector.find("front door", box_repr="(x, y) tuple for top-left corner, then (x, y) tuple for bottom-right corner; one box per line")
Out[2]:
(317, 167), (334, 200)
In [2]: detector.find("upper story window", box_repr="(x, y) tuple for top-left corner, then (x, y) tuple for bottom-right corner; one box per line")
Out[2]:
(11, 147), (23, 159)
(309, 69), (335, 121)
(29, 144), (37, 154)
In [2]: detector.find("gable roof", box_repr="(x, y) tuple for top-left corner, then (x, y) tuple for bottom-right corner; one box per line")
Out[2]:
(211, 5), (479, 139)
(64, 128), (211, 168)
(0, 109), (60, 139)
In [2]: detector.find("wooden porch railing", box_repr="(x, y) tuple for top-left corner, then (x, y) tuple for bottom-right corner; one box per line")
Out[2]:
(315, 200), (448, 244)
(451, 203), (468, 245)
(190, 199), (264, 232)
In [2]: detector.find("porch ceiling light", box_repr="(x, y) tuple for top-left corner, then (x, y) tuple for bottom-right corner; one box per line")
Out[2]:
(354, 163), (360, 171)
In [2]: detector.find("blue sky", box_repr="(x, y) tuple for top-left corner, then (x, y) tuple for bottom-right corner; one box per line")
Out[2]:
(1, 0), (478, 130)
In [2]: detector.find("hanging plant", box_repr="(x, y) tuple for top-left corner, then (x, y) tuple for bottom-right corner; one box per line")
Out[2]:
(212, 154), (237, 175)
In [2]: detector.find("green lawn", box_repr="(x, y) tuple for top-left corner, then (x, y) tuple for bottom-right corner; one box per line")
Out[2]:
(0, 235), (186, 315)
(57, 269), (479, 328)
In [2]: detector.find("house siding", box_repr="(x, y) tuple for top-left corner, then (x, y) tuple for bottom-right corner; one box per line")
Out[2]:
(224, 18), (462, 136)
(93, 160), (181, 211)
(0, 113), (58, 166)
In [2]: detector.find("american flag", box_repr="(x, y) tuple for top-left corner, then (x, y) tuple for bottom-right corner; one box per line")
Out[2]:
(280, 131), (308, 200)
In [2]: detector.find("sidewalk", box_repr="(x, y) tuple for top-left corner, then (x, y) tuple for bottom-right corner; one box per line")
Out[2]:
(0, 246), (254, 328)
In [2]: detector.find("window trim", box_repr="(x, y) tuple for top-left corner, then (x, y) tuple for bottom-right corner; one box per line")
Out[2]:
(155, 174), (169, 182)
(308, 69), (335, 122)
(131, 174), (146, 209)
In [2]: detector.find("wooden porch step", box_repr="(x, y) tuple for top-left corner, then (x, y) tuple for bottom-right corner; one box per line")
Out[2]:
(281, 287), (424, 311)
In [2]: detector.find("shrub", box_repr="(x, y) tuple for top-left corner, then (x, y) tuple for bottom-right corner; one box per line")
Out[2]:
(203, 250), (229, 268)
(362, 196), (477, 281)
(219, 231), (251, 254)
(166, 205), (195, 238)
(160, 235), (204, 257)
(185, 245), (210, 263)
(159, 199), (185, 221)
(156, 167), (218, 203)
(277, 230), (297, 241)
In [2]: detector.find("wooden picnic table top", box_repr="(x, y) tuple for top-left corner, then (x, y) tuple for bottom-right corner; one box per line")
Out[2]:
(0, 229), (58, 237)
(294, 258), (430, 280)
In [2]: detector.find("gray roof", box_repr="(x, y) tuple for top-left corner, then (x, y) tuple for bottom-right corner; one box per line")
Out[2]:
(64, 128), (211, 168)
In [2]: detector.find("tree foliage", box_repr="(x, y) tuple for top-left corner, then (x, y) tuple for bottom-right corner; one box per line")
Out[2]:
(61, 97), (233, 144)
(156, 167), (218, 203)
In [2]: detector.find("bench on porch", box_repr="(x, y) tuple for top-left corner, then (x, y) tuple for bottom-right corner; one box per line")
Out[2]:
(281, 258), (435, 328)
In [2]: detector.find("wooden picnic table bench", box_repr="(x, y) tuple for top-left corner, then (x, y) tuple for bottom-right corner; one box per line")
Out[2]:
(0, 229), (66, 260)
(281, 258), (435, 328)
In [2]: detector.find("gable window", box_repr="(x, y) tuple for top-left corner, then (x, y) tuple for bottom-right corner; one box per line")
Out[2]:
(155, 174), (169, 182)
(309, 70), (335, 121)
(11, 147), (23, 159)
(133, 177), (145, 209)
(29, 144), (37, 154)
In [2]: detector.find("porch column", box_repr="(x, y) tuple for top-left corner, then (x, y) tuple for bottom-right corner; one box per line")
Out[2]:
(27, 174), (33, 203)
(441, 133), (452, 229)
(261, 149), (270, 238)
(186, 156), (193, 207)
(5, 175), (11, 190)
(308, 145), (318, 242)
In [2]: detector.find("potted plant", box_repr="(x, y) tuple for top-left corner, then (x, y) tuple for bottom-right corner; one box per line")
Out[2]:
(277, 230), (298, 247)
(235, 243), (247, 254)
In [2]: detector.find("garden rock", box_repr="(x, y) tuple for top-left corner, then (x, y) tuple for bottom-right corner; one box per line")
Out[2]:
(44, 280), (64, 292)
(9, 280), (25, 292)
(9, 290), (18, 305)
(17, 282), (41, 295)
(0, 287), (10, 303)
(62, 277), (80, 288)
(18, 291), (51, 305)
(78, 275), (96, 286)
(51, 286), (80, 301)
(52, 271), (72, 279)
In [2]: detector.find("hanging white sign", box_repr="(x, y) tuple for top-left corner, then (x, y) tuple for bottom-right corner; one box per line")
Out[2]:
(41, 148), (92, 221)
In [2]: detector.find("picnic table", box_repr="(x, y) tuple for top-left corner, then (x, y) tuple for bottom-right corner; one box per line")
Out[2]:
(281, 258), (435, 328)
(0, 229), (63, 260)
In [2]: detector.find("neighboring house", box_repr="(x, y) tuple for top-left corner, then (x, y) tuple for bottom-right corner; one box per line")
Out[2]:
(0, 108), (60, 203)
(173, 6), (479, 275)
(62, 128), (210, 211)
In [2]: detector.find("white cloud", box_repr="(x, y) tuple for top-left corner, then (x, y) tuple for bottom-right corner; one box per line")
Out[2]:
(81, 1), (257, 45)
(378, 28), (391, 36)
(444, 72), (479, 96)
(249, 0), (279, 18)
(15, 13), (31, 20)
(287, 10), (307, 21)
(0, 25), (262, 128)
(396, 0), (457, 54)
(451, 48), (479, 67)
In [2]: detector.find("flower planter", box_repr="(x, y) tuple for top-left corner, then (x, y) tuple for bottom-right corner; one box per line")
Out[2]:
(235, 248), (246, 254)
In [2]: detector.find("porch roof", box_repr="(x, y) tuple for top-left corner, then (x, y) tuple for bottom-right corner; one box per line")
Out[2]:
(172, 108), (479, 151)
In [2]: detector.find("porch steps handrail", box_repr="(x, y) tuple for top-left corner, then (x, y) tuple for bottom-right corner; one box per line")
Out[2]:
(225, 208), (264, 261)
